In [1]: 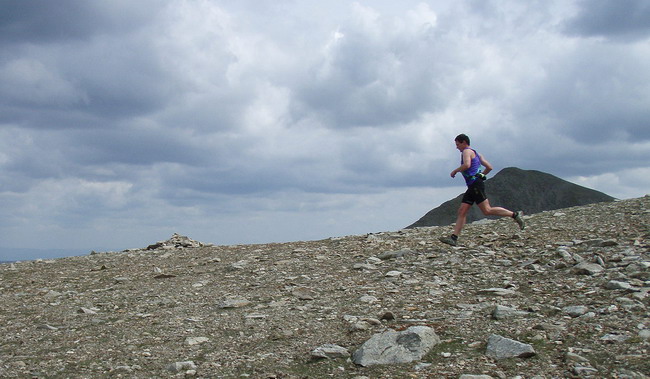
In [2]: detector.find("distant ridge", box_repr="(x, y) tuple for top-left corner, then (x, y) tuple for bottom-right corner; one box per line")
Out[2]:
(0, 247), (89, 263)
(407, 167), (615, 228)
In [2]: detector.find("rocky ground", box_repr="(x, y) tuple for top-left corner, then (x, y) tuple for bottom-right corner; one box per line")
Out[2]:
(1, 196), (648, 378)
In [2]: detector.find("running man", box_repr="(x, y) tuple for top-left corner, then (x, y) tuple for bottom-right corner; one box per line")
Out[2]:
(439, 134), (525, 246)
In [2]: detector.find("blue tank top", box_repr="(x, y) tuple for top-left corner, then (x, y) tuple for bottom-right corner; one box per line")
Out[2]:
(461, 148), (481, 186)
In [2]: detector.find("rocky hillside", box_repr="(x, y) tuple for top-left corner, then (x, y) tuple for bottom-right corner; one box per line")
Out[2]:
(408, 167), (615, 228)
(1, 197), (648, 378)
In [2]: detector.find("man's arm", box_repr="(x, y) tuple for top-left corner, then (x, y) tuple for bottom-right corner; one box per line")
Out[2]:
(478, 155), (493, 175)
(451, 149), (473, 177)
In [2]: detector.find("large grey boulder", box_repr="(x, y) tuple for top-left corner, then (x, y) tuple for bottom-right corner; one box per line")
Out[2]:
(352, 326), (440, 366)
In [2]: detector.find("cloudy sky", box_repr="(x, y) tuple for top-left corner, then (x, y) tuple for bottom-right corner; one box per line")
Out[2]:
(1, 0), (649, 260)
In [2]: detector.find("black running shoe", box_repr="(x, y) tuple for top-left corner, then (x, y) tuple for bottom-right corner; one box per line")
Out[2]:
(514, 211), (525, 230)
(439, 236), (457, 246)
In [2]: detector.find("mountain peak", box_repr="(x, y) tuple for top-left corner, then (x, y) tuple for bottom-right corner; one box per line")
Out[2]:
(407, 167), (615, 228)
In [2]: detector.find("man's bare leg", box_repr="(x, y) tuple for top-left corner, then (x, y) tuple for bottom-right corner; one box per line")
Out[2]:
(477, 199), (525, 230)
(440, 203), (472, 246)
(453, 202), (472, 236)
(477, 199), (513, 217)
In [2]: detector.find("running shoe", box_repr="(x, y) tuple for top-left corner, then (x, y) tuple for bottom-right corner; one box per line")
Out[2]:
(439, 236), (457, 246)
(514, 211), (525, 230)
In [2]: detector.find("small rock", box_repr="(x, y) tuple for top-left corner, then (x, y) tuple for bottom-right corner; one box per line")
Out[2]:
(361, 317), (382, 325)
(557, 248), (575, 262)
(350, 321), (372, 331)
(185, 337), (209, 346)
(77, 307), (98, 315)
(230, 260), (248, 270)
(563, 305), (589, 318)
(44, 290), (62, 299)
(639, 329), (650, 340)
(485, 334), (536, 360)
(573, 365), (598, 376)
(359, 295), (379, 303)
(153, 273), (177, 279)
(385, 270), (402, 277)
(600, 239), (618, 247)
(12, 361), (27, 370)
(167, 361), (197, 373)
(579, 239), (604, 247)
(605, 281), (633, 291)
(491, 305), (528, 320)
(565, 351), (590, 363)
(311, 344), (350, 359)
(378, 249), (415, 260)
(572, 262), (604, 275)
(600, 333), (628, 343)
(414, 362), (432, 370)
(37, 324), (59, 331)
(245, 313), (268, 320)
(218, 299), (251, 309)
(292, 287), (316, 300)
(353, 263), (377, 270)
(111, 365), (133, 373)
(477, 288), (516, 296)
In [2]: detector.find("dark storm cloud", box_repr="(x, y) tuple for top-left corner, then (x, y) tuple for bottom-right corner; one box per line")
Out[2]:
(0, 0), (159, 44)
(0, 1), (105, 43)
(564, 0), (650, 41)
(0, 1), (176, 130)
(0, 122), (211, 200)
(0, 45), (175, 128)
(66, 127), (210, 167)
(514, 44), (650, 145)
(157, 165), (293, 203)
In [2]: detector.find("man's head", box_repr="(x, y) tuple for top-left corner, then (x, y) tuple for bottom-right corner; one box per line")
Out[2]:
(454, 134), (470, 151)
(455, 134), (470, 145)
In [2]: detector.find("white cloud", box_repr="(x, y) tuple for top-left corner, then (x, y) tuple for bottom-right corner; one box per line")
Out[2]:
(569, 167), (650, 200)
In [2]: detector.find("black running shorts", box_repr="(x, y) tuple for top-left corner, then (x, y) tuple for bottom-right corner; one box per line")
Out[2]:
(462, 179), (487, 205)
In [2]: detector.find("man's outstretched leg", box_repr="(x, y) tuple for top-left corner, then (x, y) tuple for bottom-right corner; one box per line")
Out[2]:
(439, 203), (471, 246)
(477, 200), (525, 230)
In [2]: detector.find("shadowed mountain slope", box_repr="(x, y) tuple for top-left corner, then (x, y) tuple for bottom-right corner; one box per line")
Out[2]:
(407, 167), (615, 228)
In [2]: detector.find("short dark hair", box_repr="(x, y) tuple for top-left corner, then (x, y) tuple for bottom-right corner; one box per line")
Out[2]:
(455, 134), (470, 145)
